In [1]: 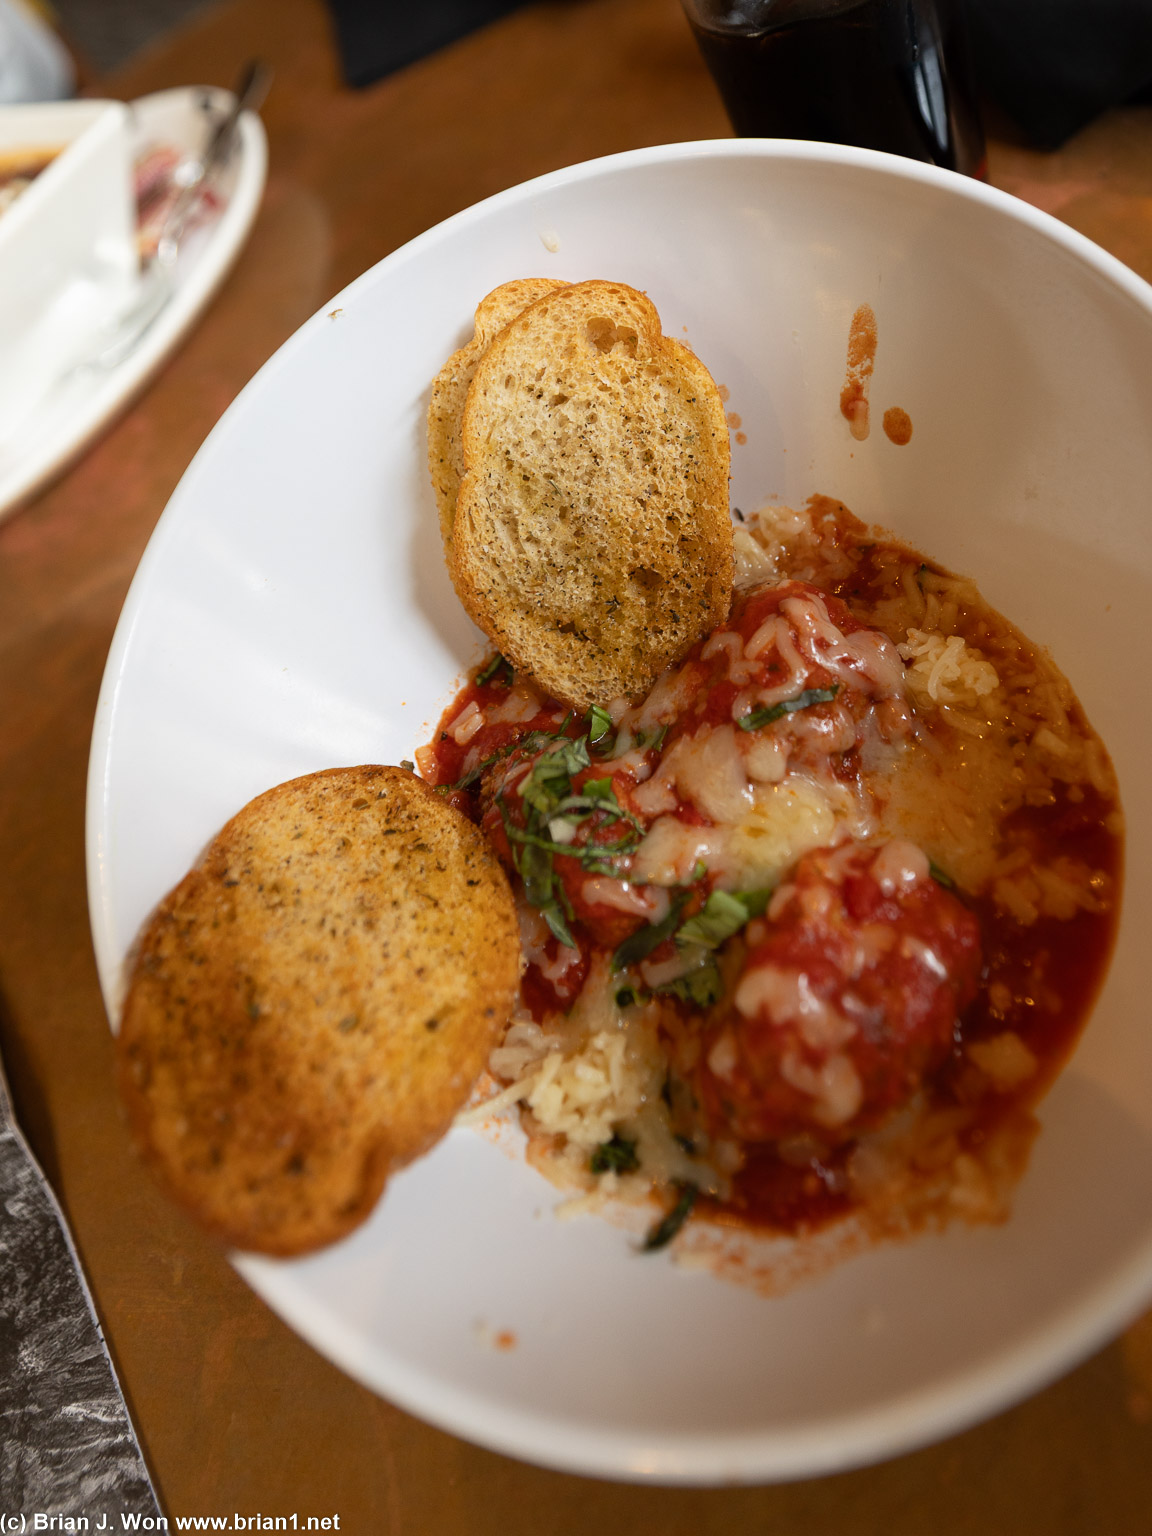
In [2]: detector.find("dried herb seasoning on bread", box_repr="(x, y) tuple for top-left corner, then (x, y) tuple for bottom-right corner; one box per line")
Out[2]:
(117, 765), (520, 1256)
(428, 276), (568, 555)
(448, 279), (734, 711)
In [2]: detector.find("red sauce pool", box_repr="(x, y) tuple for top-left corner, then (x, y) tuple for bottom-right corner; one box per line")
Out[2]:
(421, 528), (1122, 1238)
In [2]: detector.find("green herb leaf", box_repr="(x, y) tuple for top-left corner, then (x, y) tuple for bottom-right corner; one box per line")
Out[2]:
(611, 897), (686, 974)
(587, 704), (615, 749)
(741, 887), (773, 919)
(738, 684), (840, 733)
(615, 986), (639, 1008)
(582, 776), (617, 804)
(505, 819), (641, 865)
(635, 723), (670, 753)
(444, 723), (564, 792)
(929, 859), (956, 890)
(497, 724), (645, 942)
(518, 839), (554, 910)
(581, 857), (627, 879)
(545, 817), (582, 849)
(590, 1135), (640, 1176)
(642, 1182), (698, 1251)
(541, 899), (577, 949)
(518, 736), (591, 815)
(675, 887), (773, 949)
(476, 652), (512, 686)
(676, 891), (750, 949)
(656, 960), (723, 1008)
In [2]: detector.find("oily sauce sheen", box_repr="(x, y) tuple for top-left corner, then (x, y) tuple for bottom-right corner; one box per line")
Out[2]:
(828, 536), (1121, 1106)
(421, 508), (1121, 1240)
(714, 797), (1119, 1232)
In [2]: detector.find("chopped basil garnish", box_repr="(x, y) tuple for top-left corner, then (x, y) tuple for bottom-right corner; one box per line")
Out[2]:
(615, 985), (640, 1009)
(518, 838), (555, 910)
(676, 888), (772, 951)
(611, 897), (687, 974)
(541, 900), (577, 949)
(496, 724), (645, 948)
(582, 776), (616, 803)
(656, 960), (723, 1008)
(634, 723), (670, 753)
(929, 859), (956, 890)
(642, 1182), (697, 1251)
(476, 652), (513, 686)
(590, 1135), (640, 1176)
(502, 816), (641, 863)
(518, 736), (591, 814)
(587, 704), (615, 751)
(738, 684), (840, 733)
(443, 722), (566, 792)
(611, 885), (771, 991)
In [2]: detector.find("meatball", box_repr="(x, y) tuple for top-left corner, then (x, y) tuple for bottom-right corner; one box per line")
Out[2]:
(697, 839), (981, 1142)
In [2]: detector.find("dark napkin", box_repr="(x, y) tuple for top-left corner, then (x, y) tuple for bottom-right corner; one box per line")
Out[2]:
(961, 0), (1152, 149)
(325, 0), (1152, 153)
(325, 0), (536, 88)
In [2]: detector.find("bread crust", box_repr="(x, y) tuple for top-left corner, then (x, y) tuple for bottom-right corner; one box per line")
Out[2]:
(117, 765), (520, 1256)
(427, 277), (568, 555)
(452, 280), (733, 710)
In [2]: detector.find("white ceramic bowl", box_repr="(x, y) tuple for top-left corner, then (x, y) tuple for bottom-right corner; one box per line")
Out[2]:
(87, 140), (1152, 1484)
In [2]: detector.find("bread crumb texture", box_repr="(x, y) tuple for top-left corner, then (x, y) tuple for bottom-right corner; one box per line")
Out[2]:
(452, 280), (734, 710)
(117, 765), (520, 1256)
(427, 277), (569, 550)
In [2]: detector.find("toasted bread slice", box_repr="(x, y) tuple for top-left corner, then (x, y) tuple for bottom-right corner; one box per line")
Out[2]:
(452, 280), (733, 710)
(117, 765), (519, 1256)
(428, 277), (568, 553)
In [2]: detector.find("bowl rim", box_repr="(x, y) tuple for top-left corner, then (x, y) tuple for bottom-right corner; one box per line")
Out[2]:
(321, 131), (1152, 330)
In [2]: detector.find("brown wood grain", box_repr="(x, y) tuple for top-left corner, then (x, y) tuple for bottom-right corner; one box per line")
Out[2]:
(1, 0), (1150, 1527)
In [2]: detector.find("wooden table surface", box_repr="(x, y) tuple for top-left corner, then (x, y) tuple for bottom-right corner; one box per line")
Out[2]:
(2, 0), (1151, 1527)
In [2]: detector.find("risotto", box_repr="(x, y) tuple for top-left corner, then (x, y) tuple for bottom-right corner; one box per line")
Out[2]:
(418, 496), (1122, 1259)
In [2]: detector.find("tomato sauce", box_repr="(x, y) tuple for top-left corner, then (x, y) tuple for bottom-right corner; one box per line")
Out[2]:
(420, 520), (1122, 1240)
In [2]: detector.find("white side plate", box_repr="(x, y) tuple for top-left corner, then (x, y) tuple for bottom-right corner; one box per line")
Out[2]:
(0, 86), (267, 520)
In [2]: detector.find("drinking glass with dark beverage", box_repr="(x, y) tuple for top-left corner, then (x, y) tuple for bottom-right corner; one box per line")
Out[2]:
(681, 0), (986, 176)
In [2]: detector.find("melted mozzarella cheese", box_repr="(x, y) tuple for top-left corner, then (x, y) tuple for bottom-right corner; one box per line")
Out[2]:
(630, 817), (728, 886)
(632, 725), (754, 825)
(740, 616), (810, 709)
(580, 878), (670, 922)
(780, 1049), (864, 1128)
(702, 629), (760, 686)
(721, 775), (842, 891)
(871, 837), (930, 894)
(669, 725), (753, 825)
(780, 590), (906, 698)
(734, 964), (857, 1051)
(742, 730), (789, 784)
(519, 901), (584, 985)
(447, 699), (484, 744)
(633, 756), (872, 894)
(486, 683), (547, 725)
(621, 663), (699, 738)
